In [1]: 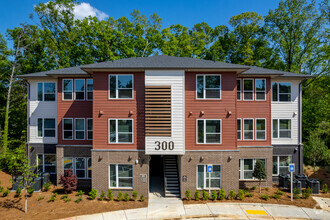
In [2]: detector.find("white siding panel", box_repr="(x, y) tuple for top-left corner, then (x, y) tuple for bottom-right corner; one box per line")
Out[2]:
(28, 79), (58, 144)
(145, 70), (185, 155)
(271, 79), (300, 145)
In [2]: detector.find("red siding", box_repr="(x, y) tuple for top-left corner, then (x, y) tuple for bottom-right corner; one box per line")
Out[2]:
(92, 72), (145, 150)
(57, 77), (93, 145)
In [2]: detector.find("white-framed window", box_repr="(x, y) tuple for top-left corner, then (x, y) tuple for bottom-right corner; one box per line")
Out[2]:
(37, 82), (56, 101)
(87, 118), (93, 140)
(63, 118), (73, 140)
(109, 75), (133, 99)
(109, 119), (133, 143)
(74, 79), (85, 100)
(272, 82), (291, 102)
(243, 79), (254, 100)
(197, 164), (221, 189)
(197, 119), (221, 144)
(37, 154), (56, 174)
(255, 79), (266, 100)
(75, 118), (85, 140)
(237, 79), (241, 100)
(272, 119), (291, 138)
(63, 157), (91, 179)
(273, 155), (292, 176)
(86, 79), (93, 100)
(237, 119), (242, 140)
(243, 119), (254, 140)
(63, 79), (73, 100)
(196, 74), (221, 99)
(255, 118), (266, 140)
(37, 118), (56, 138)
(109, 164), (133, 188)
(239, 159), (266, 180)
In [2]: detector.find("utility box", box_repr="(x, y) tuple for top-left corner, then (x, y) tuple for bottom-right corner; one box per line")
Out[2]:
(307, 179), (320, 194)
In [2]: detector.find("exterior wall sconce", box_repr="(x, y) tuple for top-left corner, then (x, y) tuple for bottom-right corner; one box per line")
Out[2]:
(200, 111), (204, 116)
(98, 155), (103, 162)
(135, 159), (139, 164)
(99, 110), (104, 117)
(188, 112), (193, 116)
(227, 111), (232, 115)
(188, 157), (192, 162)
(227, 155), (232, 162)
(293, 112), (297, 117)
(129, 110), (134, 115)
(128, 155), (132, 161)
(200, 156), (204, 162)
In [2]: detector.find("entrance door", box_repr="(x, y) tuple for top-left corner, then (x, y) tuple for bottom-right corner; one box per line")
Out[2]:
(149, 155), (165, 197)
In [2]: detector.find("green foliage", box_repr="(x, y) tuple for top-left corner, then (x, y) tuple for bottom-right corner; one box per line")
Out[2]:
(194, 191), (200, 201)
(117, 191), (123, 201)
(89, 189), (98, 200)
(228, 190), (236, 200)
(0, 186), (3, 193)
(185, 190), (191, 201)
(218, 189), (226, 200)
(272, 194), (281, 199)
(2, 189), (9, 197)
(99, 191), (105, 201)
(202, 191), (209, 200)
(37, 196), (44, 201)
(238, 189), (245, 200)
(60, 195), (68, 200)
(107, 189), (113, 201)
(302, 187), (312, 199)
(252, 160), (267, 193)
(264, 187), (269, 191)
(43, 182), (52, 192)
(261, 194), (269, 200)
(322, 184), (328, 193)
(245, 192), (253, 197)
(64, 197), (71, 203)
(27, 187), (34, 197)
(76, 190), (84, 196)
(140, 194), (145, 202)
(124, 193), (130, 202)
(48, 193), (58, 202)
(211, 190), (217, 201)
(15, 187), (22, 197)
(132, 191), (138, 201)
(75, 196), (82, 203)
(293, 187), (301, 199)
(251, 186), (257, 190)
(276, 190), (284, 195)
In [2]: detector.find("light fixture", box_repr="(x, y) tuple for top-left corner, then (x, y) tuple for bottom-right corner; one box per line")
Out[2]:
(200, 156), (204, 162)
(135, 159), (139, 164)
(128, 155), (132, 161)
(188, 157), (192, 162)
(129, 110), (134, 115)
(200, 111), (205, 115)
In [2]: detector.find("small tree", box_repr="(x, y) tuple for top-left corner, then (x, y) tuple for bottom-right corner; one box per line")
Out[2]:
(59, 169), (77, 193)
(252, 160), (267, 193)
(305, 131), (328, 173)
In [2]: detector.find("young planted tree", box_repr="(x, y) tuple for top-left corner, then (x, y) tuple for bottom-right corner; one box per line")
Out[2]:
(59, 169), (77, 193)
(252, 160), (267, 193)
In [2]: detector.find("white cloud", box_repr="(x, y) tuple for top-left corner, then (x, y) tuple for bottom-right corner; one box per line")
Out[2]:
(73, 3), (108, 20)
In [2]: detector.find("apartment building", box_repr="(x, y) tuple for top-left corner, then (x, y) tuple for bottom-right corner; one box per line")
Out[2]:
(20, 55), (312, 198)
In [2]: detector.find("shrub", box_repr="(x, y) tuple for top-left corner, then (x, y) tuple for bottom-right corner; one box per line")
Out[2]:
(322, 184), (328, 193)
(202, 191), (209, 200)
(276, 189), (284, 195)
(252, 160), (267, 193)
(37, 196), (44, 201)
(15, 188), (22, 197)
(107, 189), (114, 201)
(261, 194), (269, 200)
(89, 189), (98, 200)
(49, 193), (58, 202)
(218, 189), (226, 200)
(272, 194), (281, 199)
(43, 182), (52, 192)
(132, 191), (138, 201)
(228, 190), (236, 200)
(210, 191), (217, 201)
(59, 169), (77, 193)
(238, 189), (245, 200)
(251, 186), (257, 190)
(185, 190), (191, 201)
(124, 193), (130, 201)
(75, 196), (82, 203)
(264, 187), (269, 191)
(64, 198), (71, 203)
(302, 187), (312, 199)
(27, 187), (34, 197)
(2, 189), (10, 197)
(194, 191), (200, 201)
(76, 190), (84, 196)
(245, 192), (253, 197)
(61, 195), (68, 200)
(117, 191), (123, 201)
(0, 186), (3, 193)
(140, 194), (145, 202)
(99, 191), (105, 201)
(293, 187), (301, 199)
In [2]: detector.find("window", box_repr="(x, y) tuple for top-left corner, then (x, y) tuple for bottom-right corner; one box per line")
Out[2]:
(109, 164), (133, 188)
(86, 79), (93, 100)
(109, 119), (133, 143)
(273, 156), (292, 176)
(256, 119), (266, 140)
(197, 165), (221, 189)
(63, 79), (73, 100)
(243, 119), (254, 140)
(109, 75), (133, 99)
(63, 157), (91, 179)
(197, 119), (221, 144)
(273, 119), (291, 138)
(87, 118), (93, 140)
(196, 75), (221, 99)
(37, 118), (56, 137)
(37, 154), (56, 174)
(237, 79), (241, 100)
(243, 79), (253, 100)
(272, 82), (291, 102)
(255, 79), (266, 100)
(75, 118), (85, 140)
(239, 159), (266, 180)
(63, 118), (73, 140)
(237, 119), (242, 140)
(75, 79), (85, 100)
(37, 82), (56, 101)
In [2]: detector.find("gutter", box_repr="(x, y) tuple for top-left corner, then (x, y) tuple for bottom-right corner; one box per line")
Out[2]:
(26, 81), (30, 159)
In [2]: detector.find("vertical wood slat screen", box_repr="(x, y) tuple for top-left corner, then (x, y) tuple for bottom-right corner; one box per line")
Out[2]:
(145, 86), (171, 136)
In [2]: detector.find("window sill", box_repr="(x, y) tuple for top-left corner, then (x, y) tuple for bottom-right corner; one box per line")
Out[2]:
(239, 179), (267, 182)
(109, 187), (133, 190)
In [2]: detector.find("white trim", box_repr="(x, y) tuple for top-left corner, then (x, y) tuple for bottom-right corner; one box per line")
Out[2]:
(272, 82), (292, 102)
(243, 118), (254, 140)
(196, 74), (222, 100)
(63, 157), (91, 179)
(237, 79), (241, 101)
(63, 118), (73, 140)
(272, 155), (292, 176)
(255, 118), (266, 140)
(272, 118), (292, 139)
(196, 119), (222, 144)
(37, 154), (56, 174)
(255, 79), (266, 101)
(196, 164), (222, 190)
(108, 74), (134, 99)
(75, 118), (85, 140)
(243, 79), (254, 101)
(108, 119), (134, 144)
(62, 79), (73, 101)
(109, 164), (134, 189)
(36, 117), (57, 138)
(87, 118), (93, 140)
(239, 158), (266, 180)
(74, 79), (85, 101)
(86, 79), (93, 101)
(237, 118), (242, 140)
(37, 82), (57, 102)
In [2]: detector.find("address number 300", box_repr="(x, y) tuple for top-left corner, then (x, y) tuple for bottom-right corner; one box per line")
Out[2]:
(155, 141), (174, 150)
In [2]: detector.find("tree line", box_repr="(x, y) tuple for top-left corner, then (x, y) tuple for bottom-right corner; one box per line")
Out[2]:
(0, 0), (329, 168)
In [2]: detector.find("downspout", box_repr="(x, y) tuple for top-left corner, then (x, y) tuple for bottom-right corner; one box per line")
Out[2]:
(298, 81), (303, 174)
(26, 81), (30, 159)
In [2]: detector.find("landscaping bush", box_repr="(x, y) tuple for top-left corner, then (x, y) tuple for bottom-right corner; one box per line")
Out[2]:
(99, 191), (105, 201)
(64, 198), (71, 202)
(37, 196), (44, 201)
(43, 182), (52, 192)
(76, 190), (84, 196)
(49, 193), (58, 202)
(245, 192), (253, 197)
(0, 186), (3, 193)
(61, 195), (68, 200)
(251, 186), (257, 190)
(75, 196), (82, 203)
(15, 188), (22, 197)
(194, 190), (200, 201)
(27, 187), (34, 197)
(322, 184), (328, 193)
(2, 189), (9, 197)
(202, 191), (209, 200)
(293, 187), (301, 199)
(272, 194), (281, 199)
(276, 189), (284, 195)
(124, 193), (130, 201)
(59, 169), (77, 193)
(302, 187), (312, 199)
(228, 190), (236, 200)
(132, 191), (138, 201)
(218, 189), (226, 200)
(211, 191), (217, 201)
(264, 187), (269, 191)
(107, 189), (114, 201)
(117, 191), (123, 201)
(140, 195), (145, 202)
(89, 189), (98, 200)
(261, 194), (269, 200)
(185, 190), (191, 201)
(238, 189), (245, 200)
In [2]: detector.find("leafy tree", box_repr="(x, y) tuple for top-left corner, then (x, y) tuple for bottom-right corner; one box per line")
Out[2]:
(59, 169), (77, 193)
(252, 160), (267, 193)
